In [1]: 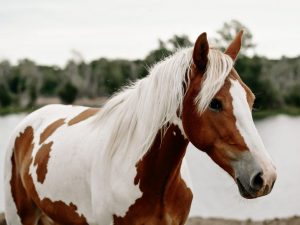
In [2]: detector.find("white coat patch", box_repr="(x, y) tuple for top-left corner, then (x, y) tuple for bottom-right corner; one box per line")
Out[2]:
(229, 79), (275, 173)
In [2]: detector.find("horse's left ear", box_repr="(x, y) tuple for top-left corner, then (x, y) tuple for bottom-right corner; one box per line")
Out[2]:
(193, 32), (209, 72)
(224, 30), (244, 61)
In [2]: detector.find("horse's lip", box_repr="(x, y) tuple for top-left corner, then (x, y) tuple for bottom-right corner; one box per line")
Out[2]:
(236, 178), (256, 199)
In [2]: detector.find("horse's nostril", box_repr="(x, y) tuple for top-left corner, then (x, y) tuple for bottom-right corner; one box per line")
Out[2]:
(250, 172), (264, 191)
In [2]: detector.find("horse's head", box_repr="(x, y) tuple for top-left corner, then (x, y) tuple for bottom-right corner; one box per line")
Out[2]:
(182, 31), (276, 199)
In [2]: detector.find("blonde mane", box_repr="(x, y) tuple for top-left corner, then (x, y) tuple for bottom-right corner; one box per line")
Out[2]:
(95, 47), (233, 167)
(196, 49), (233, 113)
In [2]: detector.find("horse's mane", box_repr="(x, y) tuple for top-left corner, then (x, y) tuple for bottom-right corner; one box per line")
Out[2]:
(95, 47), (233, 168)
(196, 49), (233, 113)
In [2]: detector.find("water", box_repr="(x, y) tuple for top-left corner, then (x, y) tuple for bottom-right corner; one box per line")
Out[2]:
(187, 115), (300, 220)
(0, 114), (300, 219)
(0, 114), (27, 212)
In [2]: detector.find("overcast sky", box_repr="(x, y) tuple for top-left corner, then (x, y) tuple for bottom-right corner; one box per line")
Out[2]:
(0, 0), (299, 66)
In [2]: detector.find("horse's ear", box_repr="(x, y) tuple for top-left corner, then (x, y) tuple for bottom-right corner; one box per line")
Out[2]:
(224, 30), (244, 61)
(193, 32), (209, 72)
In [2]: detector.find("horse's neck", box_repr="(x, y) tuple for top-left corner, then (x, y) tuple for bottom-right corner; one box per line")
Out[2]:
(112, 124), (193, 224)
(135, 124), (189, 198)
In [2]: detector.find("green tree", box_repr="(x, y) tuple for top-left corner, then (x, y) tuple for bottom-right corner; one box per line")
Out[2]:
(0, 84), (12, 107)
(0, 61), (12, 106)
(285, 85), (300, 107)
(58, 82), (78, 104)
(235, 56), (280, 110)
(168, 34), (192, 50)
(213, 20), (256, 55)
(144, 40), (172, 70)
(16, 59), (40, 107)
(90, 58), (110, 96)
(143, 35), (192, 77)
(39, 66), (62, 96)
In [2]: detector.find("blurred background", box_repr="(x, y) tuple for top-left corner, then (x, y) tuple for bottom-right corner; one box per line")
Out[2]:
(0, 0), (300, 224)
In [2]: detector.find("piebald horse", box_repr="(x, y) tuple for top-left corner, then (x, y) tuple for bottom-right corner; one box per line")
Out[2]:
(4, 31), (276, 225)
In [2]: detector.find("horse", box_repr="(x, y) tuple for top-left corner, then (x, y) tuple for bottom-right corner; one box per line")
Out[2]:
(4, 31), (277, 225)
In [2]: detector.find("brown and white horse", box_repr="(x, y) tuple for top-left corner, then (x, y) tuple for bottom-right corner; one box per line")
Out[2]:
(4, 31), (276, 225)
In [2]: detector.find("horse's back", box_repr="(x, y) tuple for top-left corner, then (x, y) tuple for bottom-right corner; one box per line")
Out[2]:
(4, 104), (100, 225)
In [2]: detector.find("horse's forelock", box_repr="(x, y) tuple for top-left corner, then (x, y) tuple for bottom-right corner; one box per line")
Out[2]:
(195, 49), (233, 114)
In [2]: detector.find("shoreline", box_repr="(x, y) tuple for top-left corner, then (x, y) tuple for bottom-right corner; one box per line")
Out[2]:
(1, 97), (300, 119)
(1, 213), (300, 225)
(187, 216), (300, 225)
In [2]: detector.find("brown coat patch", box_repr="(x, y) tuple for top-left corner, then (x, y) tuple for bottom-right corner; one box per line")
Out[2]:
(37, 199), (87, 225)
(10, 126), (40, 225)
(10, 126), (88, 225)
(34, 142), (53, 183)
(68, 108), (99, 126)
(40, 119), (65, 145)
(114, 125), (193, 225)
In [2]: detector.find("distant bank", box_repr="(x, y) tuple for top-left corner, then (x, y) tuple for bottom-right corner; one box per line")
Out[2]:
(1, 97), (300, 120)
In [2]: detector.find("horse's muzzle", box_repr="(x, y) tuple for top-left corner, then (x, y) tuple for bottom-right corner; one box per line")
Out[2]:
(233, 152), (277, 199)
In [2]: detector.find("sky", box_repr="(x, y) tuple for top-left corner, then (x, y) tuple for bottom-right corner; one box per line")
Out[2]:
(0, 0), (299, 66)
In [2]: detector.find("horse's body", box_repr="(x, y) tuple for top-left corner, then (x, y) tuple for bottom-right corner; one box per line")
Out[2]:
(5, 105), (101, 224)
(4, 31), (277, 225)
(4, 104), (192, 225)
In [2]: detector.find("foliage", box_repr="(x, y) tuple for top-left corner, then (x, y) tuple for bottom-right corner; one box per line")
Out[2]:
(143, 35), (192, 72)
(213, 19), (256, 55)
(58, 82), (78, 104)
(235, 56), (281, 110)
(285, 85), (300, 107)
(0, 21), (299, 116)
(0, 84), (12, 107)
(39, 66), (62, 96)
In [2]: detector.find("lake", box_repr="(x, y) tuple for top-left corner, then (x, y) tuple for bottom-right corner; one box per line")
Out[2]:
(1, 114), (300, 220)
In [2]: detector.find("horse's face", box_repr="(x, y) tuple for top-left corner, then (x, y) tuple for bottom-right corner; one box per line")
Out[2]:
(182, 32), (277, 199)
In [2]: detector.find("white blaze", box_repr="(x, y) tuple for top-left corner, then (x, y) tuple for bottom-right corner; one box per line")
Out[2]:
(229, 79), (276, 181)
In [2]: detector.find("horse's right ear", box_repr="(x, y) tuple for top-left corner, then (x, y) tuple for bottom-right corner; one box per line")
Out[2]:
(193, 32), (209, 72)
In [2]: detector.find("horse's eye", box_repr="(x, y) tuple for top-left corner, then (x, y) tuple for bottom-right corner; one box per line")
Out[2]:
(209, 99), (223, 112)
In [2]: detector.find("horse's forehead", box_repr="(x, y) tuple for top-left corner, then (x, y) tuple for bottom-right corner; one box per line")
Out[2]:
(226, 69), (255, 105)
(213, 74), (235, 97)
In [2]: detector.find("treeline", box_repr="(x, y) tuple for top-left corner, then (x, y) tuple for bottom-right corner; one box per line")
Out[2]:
(0, 34), (300, 112)
(235, 55), (300, 110)
(0, 35), (191, 108)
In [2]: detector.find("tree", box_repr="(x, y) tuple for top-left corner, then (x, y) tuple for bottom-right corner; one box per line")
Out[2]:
(0, 61), (12, 107)
(58, 82), (78, 104)
(285, 84), (300, 107)
(39, 66), (62, 96)
(17, 59), (41, 107)
(0, 84), (12, 107)
(64, 60), (83, 90)
(144, 40), (173, 70)
(143, 35), (193, 74)
(213, 20), (256, 55)
(168, 35), (192, 50)
(235, 56), (280, 109)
